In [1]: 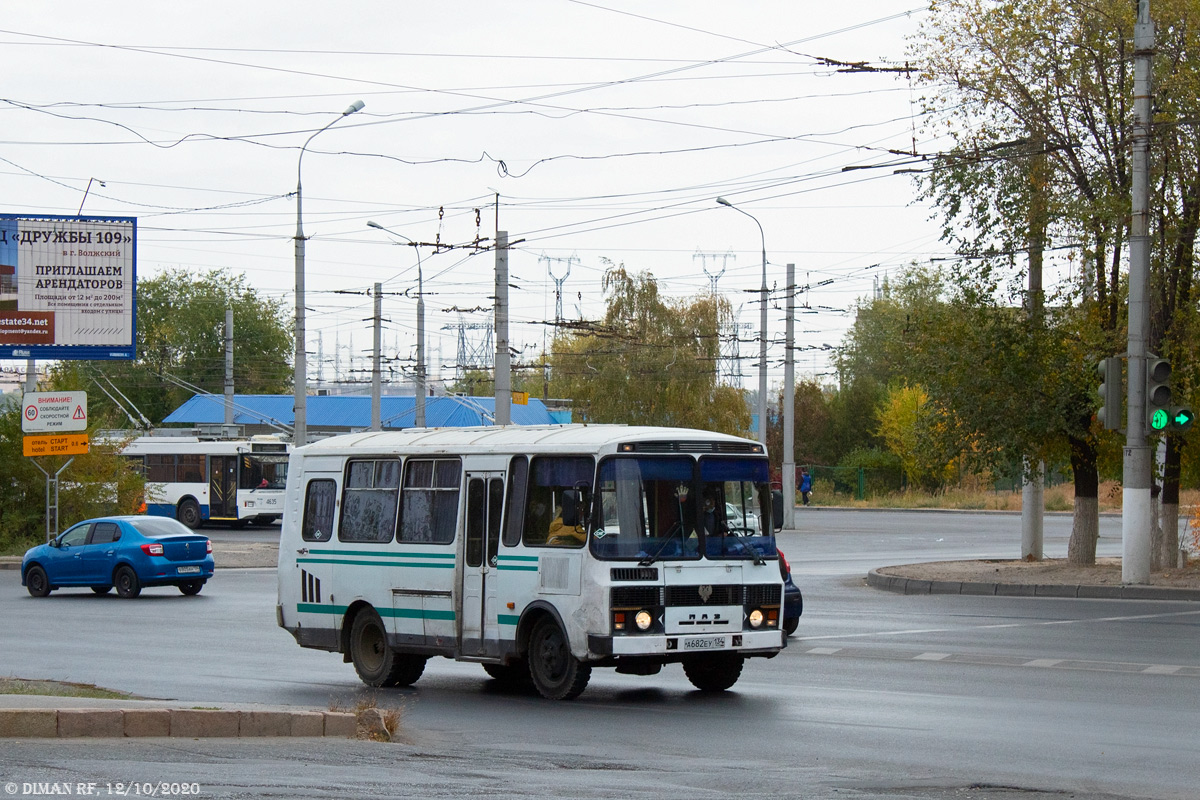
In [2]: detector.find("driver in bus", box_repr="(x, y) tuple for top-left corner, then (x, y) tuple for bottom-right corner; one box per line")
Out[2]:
(701, 487), (727, 536)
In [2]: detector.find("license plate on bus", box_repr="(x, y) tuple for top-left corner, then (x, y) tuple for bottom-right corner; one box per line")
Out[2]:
(683, 636), (726, 650)
(177, 566), (201, 574)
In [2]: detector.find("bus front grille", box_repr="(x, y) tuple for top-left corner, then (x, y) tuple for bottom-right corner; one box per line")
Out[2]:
(611, 567), (659, 582)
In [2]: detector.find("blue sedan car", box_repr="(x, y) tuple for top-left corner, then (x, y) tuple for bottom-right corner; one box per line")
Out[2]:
(21, 516), (215, 599)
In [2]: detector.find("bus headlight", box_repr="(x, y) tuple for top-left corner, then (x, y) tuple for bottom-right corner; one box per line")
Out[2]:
(635, 610), (653, 631)
(748, 608), (764, 628)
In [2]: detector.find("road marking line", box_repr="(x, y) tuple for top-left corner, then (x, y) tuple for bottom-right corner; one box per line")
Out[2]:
(1142, 665), (1182, 674)
(1023, 659), (1063, 667)
(914, 652), (951, 661)
(797, 609), (1200, 643)
(807, 647), (842, 655)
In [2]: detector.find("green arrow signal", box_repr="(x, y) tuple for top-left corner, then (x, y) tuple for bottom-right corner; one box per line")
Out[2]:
(1150, 408), (1170, 431)
(1172, 408), (1194, 432)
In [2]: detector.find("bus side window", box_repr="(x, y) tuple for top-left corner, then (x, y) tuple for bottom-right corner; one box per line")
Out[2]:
(339, 460), (400, 543)
(503, 456), (528, 547)
(398, 458), (461, 544)
(303, 479), (337, 542)
(146, 454), (176, 483)
(177, 455), (204, 484)
(523, 456), (593, 548)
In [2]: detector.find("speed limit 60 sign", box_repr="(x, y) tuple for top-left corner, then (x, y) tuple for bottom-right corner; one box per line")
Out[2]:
(21, 392), (87, 433)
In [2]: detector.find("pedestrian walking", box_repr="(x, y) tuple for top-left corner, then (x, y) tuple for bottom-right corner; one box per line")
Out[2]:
(799, 467), (812, 506)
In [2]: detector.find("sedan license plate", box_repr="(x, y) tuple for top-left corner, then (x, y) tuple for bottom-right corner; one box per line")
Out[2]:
(177, 566), (201, 575)
(683, 636), (726, 650)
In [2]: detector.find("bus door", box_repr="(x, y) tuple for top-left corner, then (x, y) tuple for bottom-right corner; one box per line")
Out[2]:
(209, 455), (238, 519)
(461, 471), (505, 656)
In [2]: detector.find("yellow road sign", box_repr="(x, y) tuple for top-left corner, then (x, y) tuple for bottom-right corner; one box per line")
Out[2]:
(24, 433), (89, 457)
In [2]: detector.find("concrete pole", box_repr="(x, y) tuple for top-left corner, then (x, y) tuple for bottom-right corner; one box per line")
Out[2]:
(494, 230), (511, 426)
(1022, 146), (1045, 560)
(416, 263), (427, 427)
(757, 238), (768, 447)
(25, 358), (36, 392)
(783, 263), (796, 530)
(371, 283), (382, 431)
(224, 309), (235, 429)
(293, 100), (365, 447)
(1124, 0), (1154, 584)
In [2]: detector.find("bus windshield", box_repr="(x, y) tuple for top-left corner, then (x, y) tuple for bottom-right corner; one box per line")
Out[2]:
(239, 454), (289, 490)
(590, 455), (775, 563)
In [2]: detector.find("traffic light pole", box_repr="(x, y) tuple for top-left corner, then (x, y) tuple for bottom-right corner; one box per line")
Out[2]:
(1123, 0), (1154, 585)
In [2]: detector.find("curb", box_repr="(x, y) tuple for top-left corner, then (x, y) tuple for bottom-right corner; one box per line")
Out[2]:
(0, 707), (357, 739)
(866, 569), (1200, 601)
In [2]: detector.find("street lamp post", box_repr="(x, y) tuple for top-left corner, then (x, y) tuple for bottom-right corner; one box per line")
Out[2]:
(293, 99), (365, 445)
(717, 197), (769, 446)
(367, 221), (426, 428)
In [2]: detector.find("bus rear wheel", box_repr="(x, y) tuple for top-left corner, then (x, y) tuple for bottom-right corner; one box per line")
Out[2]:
(527, 617), (590, 700)
(349, 608), (426, 688)
(682, 653), (743, 692)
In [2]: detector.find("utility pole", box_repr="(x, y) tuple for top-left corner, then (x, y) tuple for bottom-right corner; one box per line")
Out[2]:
(494, 230), (511, 425)
(1124, 0), (1155, 584)
(371, 282), (382, 431)
(783, 263), (796, 530)
(1022, 137), (1046, 561)
(416, 266), (426, 427)
(224, 309), (235, 431)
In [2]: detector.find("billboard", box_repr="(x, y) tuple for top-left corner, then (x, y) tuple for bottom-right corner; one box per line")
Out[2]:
(0, 214), (136, 360)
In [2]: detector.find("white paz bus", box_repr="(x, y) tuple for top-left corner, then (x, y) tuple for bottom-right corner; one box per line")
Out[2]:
(276, 425), (786, 700)
(120, 435), (290, 528)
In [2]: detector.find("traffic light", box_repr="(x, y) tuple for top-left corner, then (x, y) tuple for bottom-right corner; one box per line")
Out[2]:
(1146, 358), (1172, 432)
(1170, 407), (1195, 432)
(1096, 356), (1123, 430)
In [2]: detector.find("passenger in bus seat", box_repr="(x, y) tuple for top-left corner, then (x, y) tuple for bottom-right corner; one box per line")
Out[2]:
(547, 505), (586, 546)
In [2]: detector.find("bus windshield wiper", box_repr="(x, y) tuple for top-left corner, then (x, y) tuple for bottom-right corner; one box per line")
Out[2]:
(639, 524), (684, 567)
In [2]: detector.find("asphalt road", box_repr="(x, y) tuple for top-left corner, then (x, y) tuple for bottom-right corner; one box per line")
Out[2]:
(2, 510), (1196, 800)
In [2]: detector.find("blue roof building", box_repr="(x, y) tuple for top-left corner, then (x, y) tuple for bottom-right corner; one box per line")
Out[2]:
(163, 393), (568, 440)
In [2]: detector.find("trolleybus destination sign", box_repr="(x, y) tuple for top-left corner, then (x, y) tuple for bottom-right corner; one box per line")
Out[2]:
(0, 214), (136, 360)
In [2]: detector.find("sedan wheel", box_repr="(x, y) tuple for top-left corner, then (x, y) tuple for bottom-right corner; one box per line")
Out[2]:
(178, 580), (204, 596)
(113, 565), (142, 598)
(91, 585), (112, 595)
(25, 565), (51, 598)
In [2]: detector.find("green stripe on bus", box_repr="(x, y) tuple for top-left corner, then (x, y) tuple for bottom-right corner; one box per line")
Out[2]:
(297, 558), (455, 569)
(306, 549), (455, 560)
(296, 603), (455, 622)
(297, 603), (347, 615)
(496, 564), (538, 572)
(497, 614), (520, 626)
(497, 555), (539, 562)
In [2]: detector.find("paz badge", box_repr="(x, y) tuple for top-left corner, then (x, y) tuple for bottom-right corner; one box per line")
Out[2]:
(698, 584), (713, 604)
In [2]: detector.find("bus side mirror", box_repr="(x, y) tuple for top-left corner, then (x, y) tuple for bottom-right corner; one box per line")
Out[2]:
(771, 490), (784, 532)
(561, 490), (580, 527)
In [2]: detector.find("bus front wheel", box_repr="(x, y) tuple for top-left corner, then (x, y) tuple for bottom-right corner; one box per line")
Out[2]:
(527, 617), (591, 700)
(176, 499), (203, 530)
(682, 653), (743, 692)
(349, 608), (425, 688)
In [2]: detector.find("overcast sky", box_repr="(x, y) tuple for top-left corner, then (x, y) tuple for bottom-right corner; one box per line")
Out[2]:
(0, 1), (945, 392)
